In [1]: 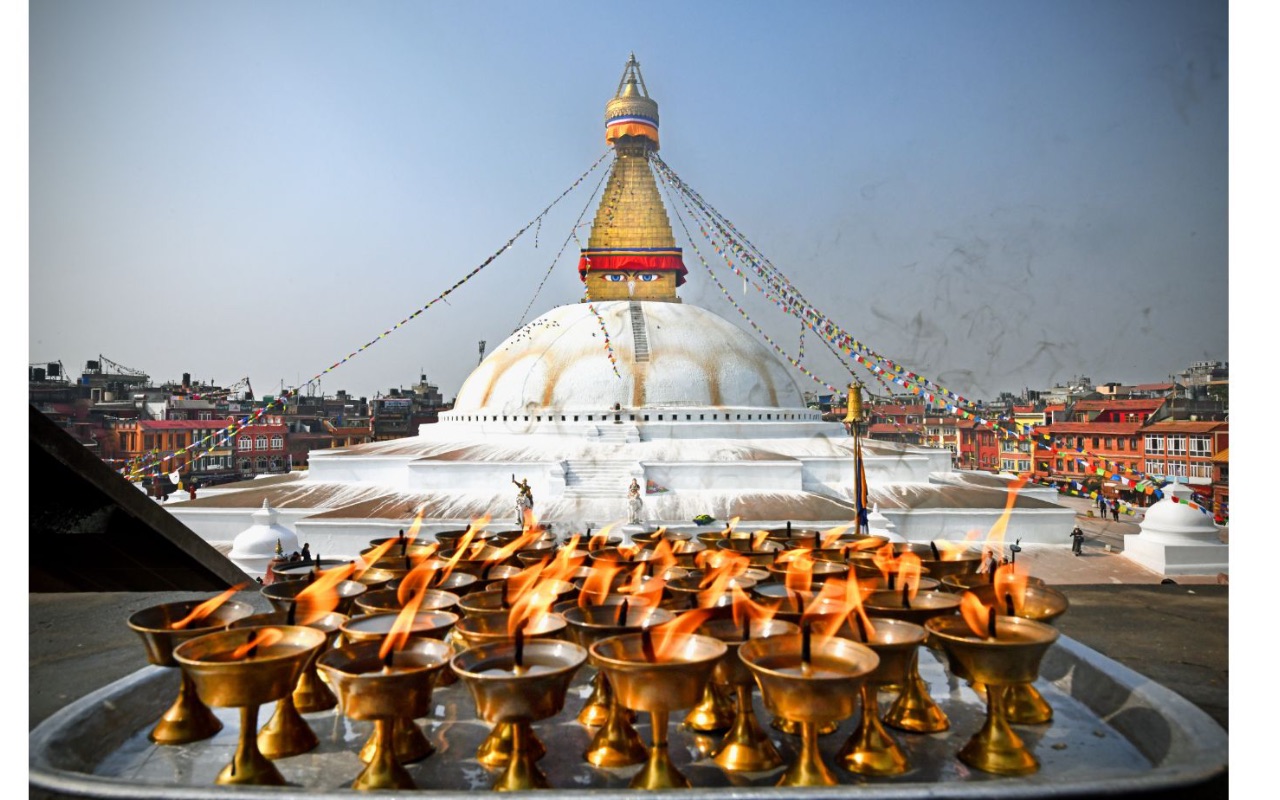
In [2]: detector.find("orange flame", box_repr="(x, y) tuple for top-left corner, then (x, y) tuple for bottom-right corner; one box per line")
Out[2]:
(897, 552), (923, 601)
(932, 539), (967, 561)
(170, 584), (248, 630)
(801, 576), (870, 649)
(820, 524), (851, 549)
(506, 570), (560, 637)
(397, 555), (446, 606)
(578, 561), (624, 608)
(378, 586), (428, 662)
(543, 534), (582, 581)
(984, 475), (1029, 553)
(751, 529), (771, 550)
(437, 515), (489, 581)
(484, 526), (545, 566)
(229, 627), (285, 659)
(871, 542), (897, 583)
(295, 564), (356, 625)
(649, 607), (716, 662)
(617, 543), (643, 561)
(783, 551), (815, 595)
(647, 537), (679, 574)
(357, 538), (401, 575)
(959, 591), (995, 638)
(694, 547), (749, 578)
(730, 584), (779, 633)
(723, 517), (743, 538)
(404, 505), (426, 543)
(992, 562), (1029, 616)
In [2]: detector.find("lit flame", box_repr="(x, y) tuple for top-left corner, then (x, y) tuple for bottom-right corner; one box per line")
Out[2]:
(578, 561), (624, 608)
(696, 569), (735, 608)
(993, 562), (1029, 616)
(357, 537), (401, 575)
(871, 543), (897, 583)
(960, 591), (995, 638)
(397, 554), (445, 606)
(730, 584), (779, 634)
(647, 537), (678, 576)
(404, 505), (426, 543)
(783, 551), (815, 595)
(649, 607), (716, 662)
(820, 524), (851, 549)
(378, 585), (428, 662)
(802, 576), (874, 649)
(484, 526), (546, 566)
(751, 530), (771, 550)
(543, 534), (582, 582)
(983, 475), (1029, 555)
(295, 564), (356, 625)
(506, 570), (560, 637)
(723, 517), (743, 538)
(170, 584), (247, 630)
(587, 521), (622, 552)
(437, 515), (489, 581)
(229, 627), (285, 659)
(617, 543), (643, 561)
(694, 547), (749, 578)
(932, 539), (967, 561)
(897, 552), (923, 601)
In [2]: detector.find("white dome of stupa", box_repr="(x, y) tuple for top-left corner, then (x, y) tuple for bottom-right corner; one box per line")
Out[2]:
(1140, 483), (1219, 537)
(228, 500), (299, 576)
(450, 301), (806, 415)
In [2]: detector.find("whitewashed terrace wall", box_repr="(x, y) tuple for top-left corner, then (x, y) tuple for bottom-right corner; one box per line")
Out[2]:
(643, 461), (802, 492)
(881, 507), (1077, 545)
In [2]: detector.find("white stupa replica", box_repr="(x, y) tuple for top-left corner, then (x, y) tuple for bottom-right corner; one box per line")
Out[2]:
(1122, 483), (1228, 576)
(171, 56), (1075, 564)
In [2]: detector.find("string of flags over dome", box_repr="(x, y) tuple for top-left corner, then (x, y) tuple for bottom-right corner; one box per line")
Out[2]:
(119, 54), (1198, 515)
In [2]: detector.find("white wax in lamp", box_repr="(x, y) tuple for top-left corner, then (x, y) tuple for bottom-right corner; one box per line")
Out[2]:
(475, 663), (558, 678)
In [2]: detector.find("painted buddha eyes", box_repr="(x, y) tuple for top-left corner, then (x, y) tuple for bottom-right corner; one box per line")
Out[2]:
(602, 272), (660, 282)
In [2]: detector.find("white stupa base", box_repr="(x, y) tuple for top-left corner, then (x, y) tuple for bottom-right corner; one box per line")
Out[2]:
(1122, 536), (1229, 577)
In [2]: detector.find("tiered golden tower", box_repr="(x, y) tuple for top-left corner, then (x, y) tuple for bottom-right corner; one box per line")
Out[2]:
(578, 54), (687, 302)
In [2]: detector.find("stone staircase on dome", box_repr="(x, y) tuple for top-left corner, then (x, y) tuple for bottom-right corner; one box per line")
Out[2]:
(629, 300), (650, 362)
(563, 459), (640, 498)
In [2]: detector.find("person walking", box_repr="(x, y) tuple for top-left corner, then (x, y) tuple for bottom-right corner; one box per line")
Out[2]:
(1097, 494), (1107, 517)
(1110, 499), (1120, 522)
(1070, 526), (1085, 556)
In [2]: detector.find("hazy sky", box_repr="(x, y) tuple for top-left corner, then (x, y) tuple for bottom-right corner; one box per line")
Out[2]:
(27, 0), (1230, 404)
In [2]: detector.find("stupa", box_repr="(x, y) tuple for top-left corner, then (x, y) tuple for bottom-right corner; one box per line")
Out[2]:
(170, 56), (1074, 562)
(1122, 483), (1228, 576)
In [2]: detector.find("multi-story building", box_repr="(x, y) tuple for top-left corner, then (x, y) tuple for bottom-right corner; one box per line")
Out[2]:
(111, 419), (239, 484)
(865, 403), (924, 446)
(1138, 420), (1227, 507)
(233, 415), (289, 476)
(955, 419), (999, 470)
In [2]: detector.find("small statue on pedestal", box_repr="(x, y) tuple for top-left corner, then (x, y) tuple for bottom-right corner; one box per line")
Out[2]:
(627, 478), (644, 524)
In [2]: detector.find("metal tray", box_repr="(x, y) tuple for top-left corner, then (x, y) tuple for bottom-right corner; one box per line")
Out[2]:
(29, 635), (1226, 798)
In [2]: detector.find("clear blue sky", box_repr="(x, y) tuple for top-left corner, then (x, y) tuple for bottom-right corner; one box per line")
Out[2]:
(27, 0), (1232, 403)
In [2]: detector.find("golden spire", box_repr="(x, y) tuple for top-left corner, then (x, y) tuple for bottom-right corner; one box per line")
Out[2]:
(579, 55), (687, 302)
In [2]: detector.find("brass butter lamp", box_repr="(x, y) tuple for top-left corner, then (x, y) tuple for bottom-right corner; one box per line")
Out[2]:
(318, 638), (453, 790)
(591, 631), (727, 789)
(965, 582), (1069, 724)
(863, 588), (959, 733)
(126, 597), (255, 745)
(173, 625), (326, 786)
(452, 639), (588, 791)
(927, 614), (1060, 775)
(562, 603), (675, 767)
(698, 617), (799, 772)
(738, 632), (880, 787)
(835, 617), (926, 776)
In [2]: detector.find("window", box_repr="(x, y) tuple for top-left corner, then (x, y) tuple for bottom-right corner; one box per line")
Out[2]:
(239, 458), (251, 471)
(1002, 459), (1016, 471)
(1145, 435), (1164, 454)
(1167, 461), (1187, 478)
(256, 456), (268, 470)
(1117, 438), (1125, 451)
(1167, 436), (1187, 457)
(239, 436), (253, 450)
(256, 435), (268, 449)
(1145, 459), (1165, 476)
(1092, 437), (1100, 449)
(1190, 463), (1213, 479)
(1190, 435), (1211, 457)
(1017, 459), (1031, 472)
(271, 435), (283, 449)
(1105, 437), (1113, 449)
